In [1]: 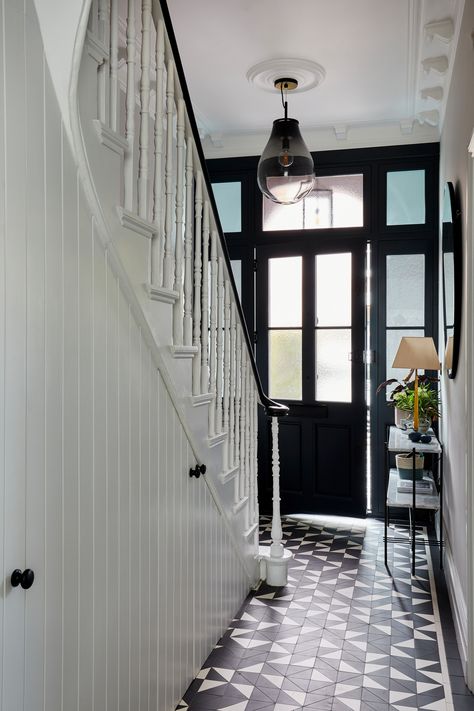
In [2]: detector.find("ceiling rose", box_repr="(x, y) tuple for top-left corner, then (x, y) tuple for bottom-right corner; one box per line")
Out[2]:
(246, 58), (326, 93)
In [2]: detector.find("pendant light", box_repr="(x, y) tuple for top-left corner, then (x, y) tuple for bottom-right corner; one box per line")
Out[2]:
(257, 78), (315, 205)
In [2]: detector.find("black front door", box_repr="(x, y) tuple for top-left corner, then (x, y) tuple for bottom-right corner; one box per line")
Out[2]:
(256, 237), (367, 516)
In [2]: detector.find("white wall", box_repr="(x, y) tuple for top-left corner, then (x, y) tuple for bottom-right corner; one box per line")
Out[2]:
(440, 0), (474, 674)
(0, 2), (250, 709)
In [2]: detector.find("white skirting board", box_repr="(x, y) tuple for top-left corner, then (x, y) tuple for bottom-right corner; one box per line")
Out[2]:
(444, 533), (468, 678)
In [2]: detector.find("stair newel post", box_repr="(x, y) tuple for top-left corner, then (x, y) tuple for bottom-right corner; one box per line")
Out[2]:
(97, 0), (110, 124)
(223, 280), (231, 470)
(208, 229), (218, 436)
(192, 172), (203, 395)
(233, 326), (242, 505)
(124, 0), (136, 212)
(229, 302), (236, 470)
(239, 345), (247, 503)
(244, 358), (251, 530)
(183, 133), (194, 347)
(270, 416), (284, 560)
(248, 385), (255, 527)
(109, 0), (119, 132)
(252, 389), (259, 526)
(216, 257), (224, 435)
(200, 201), (210, 395)
(173, 98), (185, 346)
(138, 0), (152, 220)
(162, 58), (176, 290)
(151, 18), (165, 287)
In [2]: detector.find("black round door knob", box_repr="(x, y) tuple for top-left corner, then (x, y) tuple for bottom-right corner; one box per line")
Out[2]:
(11, 569), (35, 590)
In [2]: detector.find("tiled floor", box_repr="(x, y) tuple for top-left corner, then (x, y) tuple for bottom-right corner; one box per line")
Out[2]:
(177, 516), (474, 710)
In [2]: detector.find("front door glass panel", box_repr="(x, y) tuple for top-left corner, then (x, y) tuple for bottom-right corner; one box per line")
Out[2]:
(315, 253), (352, 402)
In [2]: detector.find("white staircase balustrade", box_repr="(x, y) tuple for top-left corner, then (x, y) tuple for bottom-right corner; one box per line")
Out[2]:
(81, 0), (293, 691)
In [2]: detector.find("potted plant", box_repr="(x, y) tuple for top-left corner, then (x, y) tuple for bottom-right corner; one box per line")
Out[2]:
(377, 373), (440, 431)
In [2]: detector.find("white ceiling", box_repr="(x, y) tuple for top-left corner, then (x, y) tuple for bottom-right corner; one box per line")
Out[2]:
(166, 0), (464, 158)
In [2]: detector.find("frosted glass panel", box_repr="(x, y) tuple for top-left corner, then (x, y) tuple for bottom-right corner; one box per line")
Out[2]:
(386, 328), (424, 398)
(269, 256), (302, 327)
(230, 259), (242, 301)
(263, 174), (363, 231)
(316, 253), (352, 326)
(212, 181), (241, 232)
(316, 329), (351, 402)
(387, 170), (425, 225)
(269, 330), (302, 400)
(386, 254), (424, 326)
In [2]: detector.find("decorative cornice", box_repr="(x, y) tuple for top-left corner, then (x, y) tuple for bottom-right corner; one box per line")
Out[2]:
(425, 18), (454, 44)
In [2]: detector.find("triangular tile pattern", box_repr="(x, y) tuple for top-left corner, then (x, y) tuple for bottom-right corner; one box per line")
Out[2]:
(176, 518), (452, 710)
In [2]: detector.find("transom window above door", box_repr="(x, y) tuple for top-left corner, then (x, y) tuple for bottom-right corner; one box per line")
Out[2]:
(263, 174), (364, 231)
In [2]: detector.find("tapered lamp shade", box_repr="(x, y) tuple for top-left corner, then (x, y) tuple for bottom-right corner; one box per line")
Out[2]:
(392, 337), (440, 371)
(257, 118), (315, 204)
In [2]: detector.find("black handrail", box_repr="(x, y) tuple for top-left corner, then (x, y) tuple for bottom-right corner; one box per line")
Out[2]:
(157, 0), (288, 418)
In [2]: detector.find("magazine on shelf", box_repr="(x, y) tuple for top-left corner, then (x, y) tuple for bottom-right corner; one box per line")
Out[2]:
(396, 476), (435, 495)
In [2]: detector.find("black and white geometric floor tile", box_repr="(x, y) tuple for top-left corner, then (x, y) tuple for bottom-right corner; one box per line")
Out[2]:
(176, 516), (453, 711)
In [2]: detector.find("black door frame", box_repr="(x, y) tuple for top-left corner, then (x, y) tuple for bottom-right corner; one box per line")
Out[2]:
(208, 142), (439, 518)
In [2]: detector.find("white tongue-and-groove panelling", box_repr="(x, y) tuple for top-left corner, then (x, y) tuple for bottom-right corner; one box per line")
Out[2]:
(0, 2), (252, 710)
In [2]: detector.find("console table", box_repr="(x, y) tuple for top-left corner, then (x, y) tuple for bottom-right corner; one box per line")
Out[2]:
(384, 426), (443, 575)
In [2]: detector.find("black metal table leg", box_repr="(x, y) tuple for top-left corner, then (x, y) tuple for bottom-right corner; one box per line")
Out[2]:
(411, 446), (416, 576)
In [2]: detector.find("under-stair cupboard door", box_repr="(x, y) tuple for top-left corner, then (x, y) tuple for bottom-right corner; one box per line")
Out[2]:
(1, 2), (44, 709)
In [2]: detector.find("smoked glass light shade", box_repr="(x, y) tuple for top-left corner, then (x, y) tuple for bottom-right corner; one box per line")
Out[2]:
(257, 118), (315, 205)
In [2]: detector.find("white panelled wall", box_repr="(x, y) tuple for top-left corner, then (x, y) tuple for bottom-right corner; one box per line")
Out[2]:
(0, 2), (250, 710)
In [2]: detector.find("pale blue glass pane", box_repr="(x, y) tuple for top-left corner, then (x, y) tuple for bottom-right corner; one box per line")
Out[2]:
(386, 328), (424, 400)
(316, 329), (351, 402)
(386, 254), (425, 327)
(269, 330), (302, 400)
(230, 260), (242, 301)
(212, 181), (241, 232)
(269, 257), (302, 327)
(316, 253), (351, 327)
(387, 170), (425, 225)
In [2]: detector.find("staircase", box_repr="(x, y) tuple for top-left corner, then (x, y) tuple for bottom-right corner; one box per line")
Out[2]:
(70, 0), (289, 705)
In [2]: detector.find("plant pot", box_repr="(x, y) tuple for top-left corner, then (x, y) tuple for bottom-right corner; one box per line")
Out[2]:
(395, 407), (411, 429)
(417, 417), (431, 434)
(396, 452), (424, 480)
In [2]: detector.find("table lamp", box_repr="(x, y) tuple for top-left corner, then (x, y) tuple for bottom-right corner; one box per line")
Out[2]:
(392, 336), (441, 431)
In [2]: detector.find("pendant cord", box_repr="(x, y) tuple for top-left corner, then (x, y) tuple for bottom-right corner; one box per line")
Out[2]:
(280, 83), (288, 120)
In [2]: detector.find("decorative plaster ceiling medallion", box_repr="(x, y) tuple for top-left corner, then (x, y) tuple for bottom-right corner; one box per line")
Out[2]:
(246, 58), (325, 93)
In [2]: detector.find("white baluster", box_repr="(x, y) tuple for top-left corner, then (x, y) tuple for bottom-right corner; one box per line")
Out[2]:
(192, 173), (203, 395)
(248, 382), (254, 526)
(233, 326), (241, 505)
(229, 302), (236, 469)
(200, 202), (210, 395)
(138, 0), (152, 220)
(124, 0), (136, 212)
(163, 59), (175, 290)
(223, 280), (231, 469)
(89, 0), (99, 34)
(270, 417), (284, 559)
(151, 19), (165, 287)
(216, 257), (224, 435)
(183, 133), (194, 347)
(173, 99), (185, 346)
(109, 0), (119, 131)
(239, 347), (247, 502)
(208, 229), (218, 436)
(97, 0), (110, 124)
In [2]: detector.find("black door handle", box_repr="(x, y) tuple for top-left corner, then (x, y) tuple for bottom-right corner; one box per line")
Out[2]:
(189, 464), (206, 479)
(11, 569), (35, 590)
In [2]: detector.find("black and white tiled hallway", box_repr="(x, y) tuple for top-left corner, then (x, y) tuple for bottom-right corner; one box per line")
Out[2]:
(177, 516), (472, 711)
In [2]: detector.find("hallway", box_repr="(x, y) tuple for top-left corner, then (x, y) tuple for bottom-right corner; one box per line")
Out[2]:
(177, 517), (473, 710)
